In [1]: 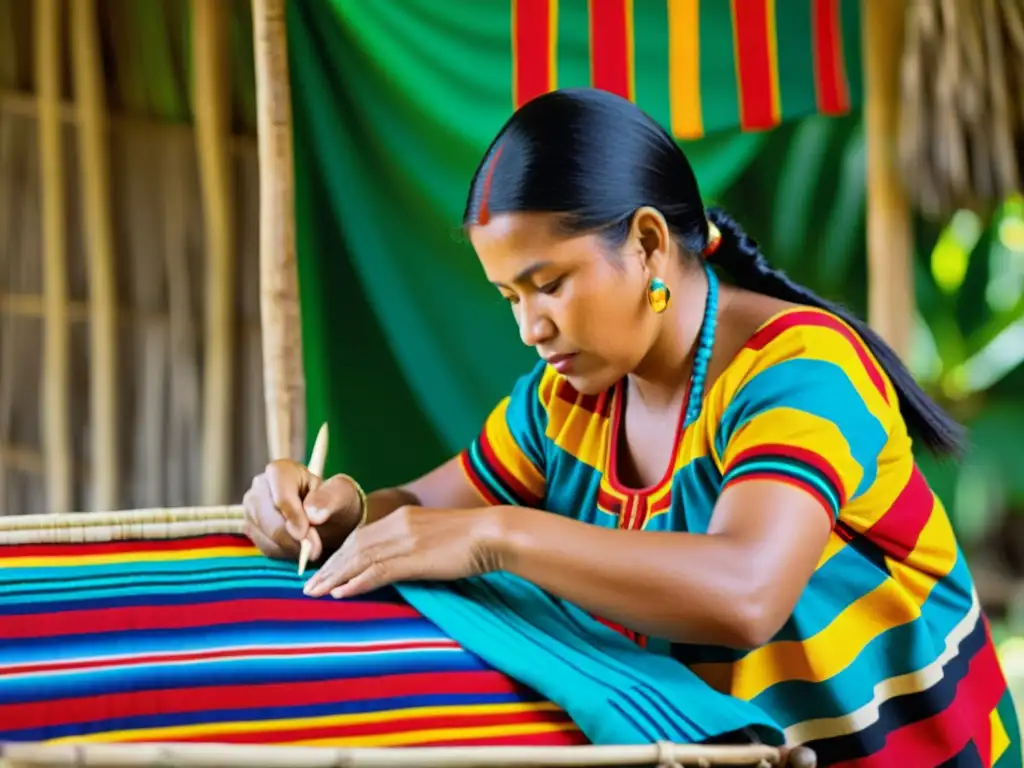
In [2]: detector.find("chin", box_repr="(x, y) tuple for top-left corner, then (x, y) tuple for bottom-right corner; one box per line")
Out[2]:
(558, 368), (621, 396)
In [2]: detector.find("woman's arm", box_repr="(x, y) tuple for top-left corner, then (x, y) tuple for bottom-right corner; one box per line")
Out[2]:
(491, 479), (832, 648)
(377, 455), (489, 521)
(304, 477), (832, 649)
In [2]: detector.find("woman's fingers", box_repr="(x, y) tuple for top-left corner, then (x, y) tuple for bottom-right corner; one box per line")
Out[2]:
(328, 562), (391, 599)
(303, 536), (358, 596)
(244, 517), (285, 560)
(265, 461), (313, 541)
(249, 474), (296, 553)
(303, 550), (396, 599)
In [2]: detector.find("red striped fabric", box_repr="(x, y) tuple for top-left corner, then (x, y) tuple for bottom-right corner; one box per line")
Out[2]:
(731, 0), (780, 130)
(812, 0), (851, 114)
(513, 0), (557, 107)
(588, 0), (634, 100)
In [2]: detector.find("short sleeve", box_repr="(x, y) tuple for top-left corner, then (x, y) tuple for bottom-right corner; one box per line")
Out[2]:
(459, 360), (551, 508)
(714, 319), (893, 523)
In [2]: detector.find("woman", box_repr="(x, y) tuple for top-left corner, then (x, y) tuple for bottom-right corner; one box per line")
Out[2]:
(244, 88), (1019, 766)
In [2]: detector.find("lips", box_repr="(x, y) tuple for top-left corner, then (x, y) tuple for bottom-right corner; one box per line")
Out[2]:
(544, 353), (578, 374)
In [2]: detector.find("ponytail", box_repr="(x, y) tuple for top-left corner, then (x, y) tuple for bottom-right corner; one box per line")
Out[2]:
(705, 207), (965, 458)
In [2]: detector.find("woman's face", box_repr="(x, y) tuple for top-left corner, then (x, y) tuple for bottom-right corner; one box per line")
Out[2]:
(469, 211), (665, 394)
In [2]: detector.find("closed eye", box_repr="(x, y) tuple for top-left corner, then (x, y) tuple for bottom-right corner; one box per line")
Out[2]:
(538, 277), (564, 295)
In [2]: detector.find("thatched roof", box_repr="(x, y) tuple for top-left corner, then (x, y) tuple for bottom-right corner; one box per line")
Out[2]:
(899, 0), (1024, 220)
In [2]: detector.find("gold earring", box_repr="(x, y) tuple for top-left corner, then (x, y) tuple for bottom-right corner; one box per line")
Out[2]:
(647, 277), (670, 313)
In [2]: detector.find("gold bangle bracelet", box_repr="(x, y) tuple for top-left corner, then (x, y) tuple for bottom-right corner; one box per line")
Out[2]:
(338, 473), (369, 528)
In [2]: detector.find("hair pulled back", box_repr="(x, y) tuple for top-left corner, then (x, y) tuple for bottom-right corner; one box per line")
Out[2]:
(464, 88), (964, 457)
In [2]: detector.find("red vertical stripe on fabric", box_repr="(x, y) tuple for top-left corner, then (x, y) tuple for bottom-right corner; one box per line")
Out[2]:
(866, 464), (933, 561)
(513, 0), (556, 107)
(731, 0), (776, 129)
(812, 0), (850, 114)
(588, 0), (633, 100)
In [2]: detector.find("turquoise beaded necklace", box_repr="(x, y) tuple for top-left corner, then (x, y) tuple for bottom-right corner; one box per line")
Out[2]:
(682, 261), (720, 428)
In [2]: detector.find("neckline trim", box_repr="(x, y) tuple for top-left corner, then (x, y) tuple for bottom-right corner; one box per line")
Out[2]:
(601, 299), (818, 499)
(605, 263), (718, 496)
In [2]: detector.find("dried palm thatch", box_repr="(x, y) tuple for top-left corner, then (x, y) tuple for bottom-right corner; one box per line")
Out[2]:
(899, 0), (1024, 220)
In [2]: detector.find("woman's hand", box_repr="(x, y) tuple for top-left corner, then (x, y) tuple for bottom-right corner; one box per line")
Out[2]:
(242, 460), (365, 563)
(302, 505), (505, 599)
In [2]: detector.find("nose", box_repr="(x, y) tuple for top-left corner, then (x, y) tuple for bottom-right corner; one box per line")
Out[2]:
(517, 301), (555, 348)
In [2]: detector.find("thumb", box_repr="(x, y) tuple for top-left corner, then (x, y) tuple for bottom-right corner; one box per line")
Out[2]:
(305, 474), (361, 526)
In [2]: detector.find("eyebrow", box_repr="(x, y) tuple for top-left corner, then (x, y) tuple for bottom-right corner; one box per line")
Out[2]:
(492, 261), (554, 288)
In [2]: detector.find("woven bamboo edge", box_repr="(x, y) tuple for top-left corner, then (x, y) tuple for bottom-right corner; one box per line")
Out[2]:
(0, 507), (246, 544)
(0, 424), (330, 545)
(0, 741), (791, 767)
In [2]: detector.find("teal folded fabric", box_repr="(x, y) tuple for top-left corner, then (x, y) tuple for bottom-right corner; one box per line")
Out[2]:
(396, 572), (784, 746)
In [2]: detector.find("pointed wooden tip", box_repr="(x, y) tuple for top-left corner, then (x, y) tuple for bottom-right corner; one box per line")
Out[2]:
(307, 422), (328, 478)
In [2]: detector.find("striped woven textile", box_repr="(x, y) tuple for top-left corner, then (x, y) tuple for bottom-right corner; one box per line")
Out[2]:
(0, 533), (584, 747)
(511, 0), (860, 136)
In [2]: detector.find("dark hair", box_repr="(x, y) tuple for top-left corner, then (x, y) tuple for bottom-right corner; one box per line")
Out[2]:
(464, 88), (964, 457)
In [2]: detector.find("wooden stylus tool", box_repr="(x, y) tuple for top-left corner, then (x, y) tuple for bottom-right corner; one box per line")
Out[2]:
(297, 422), (329, 576)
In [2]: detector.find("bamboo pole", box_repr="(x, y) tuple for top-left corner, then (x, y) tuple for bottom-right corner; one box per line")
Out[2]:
(862, 0), (913, 362)
(34, 0), (73, 513)
(0, 741), (796, 768)
(193, 0), (236, 504)
(70, 0), (120, 510)
(252, 0), (306, 462)
(0, 108), (15, 510)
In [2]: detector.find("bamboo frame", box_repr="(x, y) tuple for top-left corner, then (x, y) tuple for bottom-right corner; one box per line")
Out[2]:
(34, 0), (72, 512)
(862, 0), (914, 361)
(193, 0), (236, 505)
(252, 0), (306, 464)
(0, 507), (817, 768)
(0, 494), (817, 766)
(0, 505), (245, 543)
(0, 740), (815, 768)
(70, 0), (120, 510)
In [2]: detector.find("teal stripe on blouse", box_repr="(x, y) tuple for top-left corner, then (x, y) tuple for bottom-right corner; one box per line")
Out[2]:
(716, 358), (886, 500)
(725, 455), (842, 515)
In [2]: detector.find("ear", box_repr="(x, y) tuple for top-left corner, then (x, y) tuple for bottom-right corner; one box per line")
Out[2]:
(628, 206), (672, 276)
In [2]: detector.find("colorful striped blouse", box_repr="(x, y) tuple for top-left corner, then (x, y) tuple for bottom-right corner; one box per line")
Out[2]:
(460, 306), (1022, 767)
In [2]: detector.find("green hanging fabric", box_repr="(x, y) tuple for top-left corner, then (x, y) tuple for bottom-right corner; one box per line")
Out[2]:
(287, 0), (862, 488)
